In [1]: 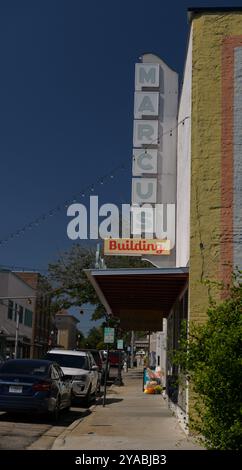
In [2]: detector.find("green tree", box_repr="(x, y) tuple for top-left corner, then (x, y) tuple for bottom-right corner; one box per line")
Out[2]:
(85, 326), (104, 349)
(173, 272), (242, 450)
(48, 244), (150, 320)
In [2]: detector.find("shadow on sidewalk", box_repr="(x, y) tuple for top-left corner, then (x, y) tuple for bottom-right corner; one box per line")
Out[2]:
(103, 397), (123, 405)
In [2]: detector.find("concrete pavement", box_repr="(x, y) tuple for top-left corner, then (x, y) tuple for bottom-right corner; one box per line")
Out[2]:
(52, 368), (203, 450)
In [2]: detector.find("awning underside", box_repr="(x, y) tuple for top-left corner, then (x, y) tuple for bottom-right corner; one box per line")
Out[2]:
(86, 268), (188, 331)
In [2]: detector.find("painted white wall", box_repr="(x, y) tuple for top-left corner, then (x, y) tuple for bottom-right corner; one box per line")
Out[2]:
(176, 27), (193, 267)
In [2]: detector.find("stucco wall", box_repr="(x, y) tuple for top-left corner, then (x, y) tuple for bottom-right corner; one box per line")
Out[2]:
(189, 13), (242, 326)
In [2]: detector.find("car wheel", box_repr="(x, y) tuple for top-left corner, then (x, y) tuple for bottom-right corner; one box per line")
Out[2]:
(51, 397), (60, 422)
(83, 385), (92, 407)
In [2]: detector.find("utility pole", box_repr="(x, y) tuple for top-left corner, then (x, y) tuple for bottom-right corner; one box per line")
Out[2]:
(130, 330), (135, 368)
(148, 331), (151, 368)
(14, 307), (20, 359)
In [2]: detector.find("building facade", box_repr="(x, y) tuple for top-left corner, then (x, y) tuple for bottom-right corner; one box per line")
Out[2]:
(86, 7), (242, 431)
(55, 310), (79, 350)
(15, 272), (53, 358)
(170, 7), (242, 423)
(0, 270), (35, 359)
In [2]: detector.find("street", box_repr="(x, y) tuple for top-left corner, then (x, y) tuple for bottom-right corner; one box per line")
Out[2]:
(0, 405), (92, 450)
(0, 378), (116, 450)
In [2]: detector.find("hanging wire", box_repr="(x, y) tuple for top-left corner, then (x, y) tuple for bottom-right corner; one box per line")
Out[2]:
(0, 116), (190, 248)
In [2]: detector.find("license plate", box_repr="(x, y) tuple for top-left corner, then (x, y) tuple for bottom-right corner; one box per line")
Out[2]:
(9, 386), (23, 393)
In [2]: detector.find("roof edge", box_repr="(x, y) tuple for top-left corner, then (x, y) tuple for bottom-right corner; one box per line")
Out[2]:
(188, 7), (242, 22)
(85, 267), (189, 277)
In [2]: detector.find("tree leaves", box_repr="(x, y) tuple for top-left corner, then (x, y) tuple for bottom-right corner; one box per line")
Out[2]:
(47, 243), (150, 321)
(172, 272), (242, 450)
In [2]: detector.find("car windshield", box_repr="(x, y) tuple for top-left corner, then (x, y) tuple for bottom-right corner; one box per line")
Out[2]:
(0, 361), (49, 376)
(45, 353), (89, 370)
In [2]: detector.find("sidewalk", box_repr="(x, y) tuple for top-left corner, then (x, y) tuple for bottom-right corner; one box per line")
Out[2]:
(52, 369), (203, 450)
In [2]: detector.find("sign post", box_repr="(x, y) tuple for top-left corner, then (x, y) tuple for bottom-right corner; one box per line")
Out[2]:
(114, 338), (124, 387)
(103, 327), (115, 407)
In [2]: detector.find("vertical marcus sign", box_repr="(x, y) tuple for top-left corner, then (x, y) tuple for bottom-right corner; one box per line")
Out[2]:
(131, 54), (178, 268)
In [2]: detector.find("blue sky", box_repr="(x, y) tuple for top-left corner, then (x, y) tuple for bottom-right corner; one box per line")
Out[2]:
(1, 1), (242, 331)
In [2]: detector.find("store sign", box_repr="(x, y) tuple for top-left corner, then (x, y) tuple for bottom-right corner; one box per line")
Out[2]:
(104, 238), (170, 256)
(130, 56), (178, 266)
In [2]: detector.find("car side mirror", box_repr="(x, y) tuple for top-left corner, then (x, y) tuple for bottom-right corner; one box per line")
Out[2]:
(91, 365), (98, 371)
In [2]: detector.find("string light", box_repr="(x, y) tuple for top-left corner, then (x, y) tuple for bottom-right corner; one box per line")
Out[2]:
(0, 116), (190, 248)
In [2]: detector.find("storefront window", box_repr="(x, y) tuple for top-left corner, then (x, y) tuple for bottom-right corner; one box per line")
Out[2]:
(24, 308), (33, 327)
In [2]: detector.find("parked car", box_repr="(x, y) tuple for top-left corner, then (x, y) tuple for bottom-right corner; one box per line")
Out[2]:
(45, 349), (99, 404)
(107, 350), (124, 378)
(78, 349), (108, 385)
(0, 359), (71, 419)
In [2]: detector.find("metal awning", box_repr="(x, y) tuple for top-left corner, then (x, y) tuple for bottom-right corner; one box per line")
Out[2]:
(85, 268), (188, 331)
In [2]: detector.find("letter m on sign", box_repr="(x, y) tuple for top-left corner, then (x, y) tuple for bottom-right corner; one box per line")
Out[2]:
(135, 63), (160, 90)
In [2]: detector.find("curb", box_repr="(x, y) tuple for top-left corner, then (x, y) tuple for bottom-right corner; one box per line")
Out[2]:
(50, 401), (98, 450)
(26, 401), (98, 450)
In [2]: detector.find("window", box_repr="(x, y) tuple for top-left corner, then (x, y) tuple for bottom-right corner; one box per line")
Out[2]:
(55, 364), (64, 379)
(18, 305), (23, 324)
(45, 353), (89, 370)
(24, 308), (33, 327)
(14, 303), (18, 321)
(8, 300), (14, 320)
(0, 360), (49, 376)
(51, 365), (60, 380)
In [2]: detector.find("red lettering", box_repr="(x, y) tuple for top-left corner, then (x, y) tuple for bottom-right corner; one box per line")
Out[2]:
(109, 240), (117, 250)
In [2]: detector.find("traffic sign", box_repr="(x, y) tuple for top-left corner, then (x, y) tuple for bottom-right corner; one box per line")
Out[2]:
(104, 327), (115, 344)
